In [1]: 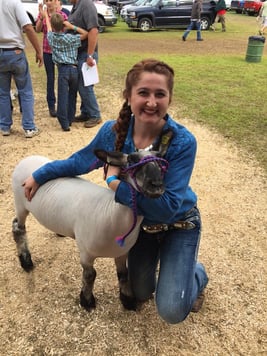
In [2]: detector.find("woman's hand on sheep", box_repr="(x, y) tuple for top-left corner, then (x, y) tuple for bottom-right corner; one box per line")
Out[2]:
(23, 176), (40, 201)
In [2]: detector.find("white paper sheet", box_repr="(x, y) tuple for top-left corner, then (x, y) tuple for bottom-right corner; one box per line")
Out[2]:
(81, 61), (99, 86)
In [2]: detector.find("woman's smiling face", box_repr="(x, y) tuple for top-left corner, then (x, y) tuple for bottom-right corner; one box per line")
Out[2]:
(128, 71), (171, 126)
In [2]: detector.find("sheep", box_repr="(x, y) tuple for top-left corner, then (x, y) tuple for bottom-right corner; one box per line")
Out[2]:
(11, 148), (168, 311)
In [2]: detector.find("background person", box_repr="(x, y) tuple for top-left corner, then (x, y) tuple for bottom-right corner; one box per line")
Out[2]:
(23, 58), (208, 324)
(182, 0), (204, 41)
(68, 0), (102, 128)
(36, 0), (68, 118)
(210, 0), (227, 32)
(44, 10), (88, 131)
(0, 0), (43, 138)
(258, 0), (267, 35)
(57, 0), (70, 16)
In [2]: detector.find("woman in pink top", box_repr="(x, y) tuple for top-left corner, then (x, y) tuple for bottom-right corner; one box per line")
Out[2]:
(36, 0), (68, 117)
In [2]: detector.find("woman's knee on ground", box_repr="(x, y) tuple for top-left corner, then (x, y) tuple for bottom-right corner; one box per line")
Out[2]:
(156, 298), (191, 324)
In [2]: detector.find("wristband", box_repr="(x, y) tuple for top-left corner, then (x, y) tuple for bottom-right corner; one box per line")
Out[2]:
(106, 175), (118, 186)
(87, 54), (93, 59)
(73, 26), (77, 32)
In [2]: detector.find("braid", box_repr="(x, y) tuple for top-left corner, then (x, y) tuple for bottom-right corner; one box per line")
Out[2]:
(113, 101), (132, 151)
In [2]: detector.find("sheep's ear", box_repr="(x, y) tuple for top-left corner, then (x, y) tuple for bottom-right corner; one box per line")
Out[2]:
(154, 129), (173, 157)
(94, 149), (128, 166)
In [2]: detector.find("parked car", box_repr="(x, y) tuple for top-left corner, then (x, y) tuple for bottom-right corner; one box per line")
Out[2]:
(117, 0), (137, 13)
(125, 0), (217, 32)
(21, 0), (117, 33)
(224, 0), (232, 9)
(121, 0), (152, 20)
(244, 0), (263, 15)
(230, 0), (245, 13)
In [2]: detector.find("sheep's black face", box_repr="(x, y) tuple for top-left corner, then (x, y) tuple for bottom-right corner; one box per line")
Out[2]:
(94, 149), (169, 199)
(132, 159), (166, 198)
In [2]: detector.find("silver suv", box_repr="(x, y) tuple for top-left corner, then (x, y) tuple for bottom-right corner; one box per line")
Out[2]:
(21, 0), (117, 33)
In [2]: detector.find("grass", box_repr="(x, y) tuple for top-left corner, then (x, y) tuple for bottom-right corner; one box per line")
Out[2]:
(27, 12), (267, 171)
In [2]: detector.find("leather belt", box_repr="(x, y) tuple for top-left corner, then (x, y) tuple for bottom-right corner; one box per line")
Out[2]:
(57, 63), (77, 67)
(0, 47), (22, 51)
(141, 220), (196, 234)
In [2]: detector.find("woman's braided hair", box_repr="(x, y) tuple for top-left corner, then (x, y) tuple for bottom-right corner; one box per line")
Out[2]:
(113, 59), (175, 152)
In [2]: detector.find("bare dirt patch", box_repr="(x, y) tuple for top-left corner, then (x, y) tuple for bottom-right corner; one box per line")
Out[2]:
(0, 28), (266, 356)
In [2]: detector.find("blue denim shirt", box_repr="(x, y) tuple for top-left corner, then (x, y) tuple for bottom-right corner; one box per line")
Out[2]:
(33, 114), (197, 225)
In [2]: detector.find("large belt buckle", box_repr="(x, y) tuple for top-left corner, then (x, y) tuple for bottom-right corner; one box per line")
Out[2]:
(142, 224), (168, 233)
(173, 221), (196, 230)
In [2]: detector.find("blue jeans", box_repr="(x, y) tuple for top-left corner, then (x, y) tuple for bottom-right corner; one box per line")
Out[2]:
(43, 52), (56, 110)
(183, 20), (202, 40)
(0, 49), (36, 131)
(77, 52), (101, 119)
(128, 207), (209, 324)
(57, 64), (78, 130)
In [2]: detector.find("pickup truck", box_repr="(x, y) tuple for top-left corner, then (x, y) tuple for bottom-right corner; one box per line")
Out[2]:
(125, 0), (216, 31)
(244, 0), (263, 15)
(21, 0), (117, 33)
(230, 0), (245, 13)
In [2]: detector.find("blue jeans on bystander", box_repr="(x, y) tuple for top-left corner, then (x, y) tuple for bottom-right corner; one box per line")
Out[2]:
(183, 20), (202, 41)
(77, 51), (101, 119)
(0, 49), (36, 131)
(57, 64), (78, 130)
(43, 52), (56, 110)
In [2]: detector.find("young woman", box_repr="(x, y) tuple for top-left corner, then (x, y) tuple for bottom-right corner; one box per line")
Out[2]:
(23, 59), (208, 324)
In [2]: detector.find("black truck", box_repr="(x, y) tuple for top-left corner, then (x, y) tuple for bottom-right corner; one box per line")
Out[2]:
(125, 0), (217, 31)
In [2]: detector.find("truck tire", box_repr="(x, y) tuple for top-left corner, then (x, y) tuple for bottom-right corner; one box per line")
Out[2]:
(98, 16), (105, 33)
(138, 17), (152, 32)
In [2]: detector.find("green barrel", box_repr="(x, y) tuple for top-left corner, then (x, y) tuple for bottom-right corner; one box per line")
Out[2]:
(245, 36), (266, 63)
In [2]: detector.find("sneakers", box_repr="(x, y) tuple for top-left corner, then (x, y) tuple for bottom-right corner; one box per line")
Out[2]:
(197, 38), (204, 41)
(182, 36), (186, 41)
(24, 127), (40, 138)
(84, 118), (102, 128)
(1, 129), (11, 136)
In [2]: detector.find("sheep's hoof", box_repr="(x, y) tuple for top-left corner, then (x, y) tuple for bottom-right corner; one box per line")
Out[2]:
(19, 253), (34, 272)
(119, 291), (137, 311)
(80, 291), (96, 311)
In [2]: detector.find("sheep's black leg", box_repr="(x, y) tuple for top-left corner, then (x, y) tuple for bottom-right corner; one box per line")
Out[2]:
(80, 264), (97, 311)
(12, 218), (33, 272)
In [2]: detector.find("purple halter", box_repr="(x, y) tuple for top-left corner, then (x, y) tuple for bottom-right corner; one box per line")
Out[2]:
(115, 156), (169, 247)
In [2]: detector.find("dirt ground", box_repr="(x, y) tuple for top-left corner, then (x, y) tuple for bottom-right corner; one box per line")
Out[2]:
(0, 27), (266, 356)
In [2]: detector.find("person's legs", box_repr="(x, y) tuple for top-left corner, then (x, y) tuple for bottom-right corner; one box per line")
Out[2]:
(196, 21), (203, 40)
(210, 15), (218, 31)
(155, 207), (208, 324)
(57, 66), (70, 130)
(0, 52), (12, 132)
(182, 20), (194, 40)
(260, 17), (267, 34)
(12, 52), (36, 131)
(128, 208), (208, 324)
(67, 66), (78, 126)
(128, 231), (160, 301)
(220, 14), (226, 31)
(43, 52), (56, 114)
(76, 52), (101, 120)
